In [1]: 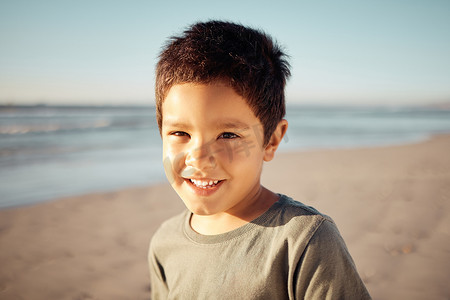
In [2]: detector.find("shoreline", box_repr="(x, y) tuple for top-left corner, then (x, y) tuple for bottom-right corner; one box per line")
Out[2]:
(1, 134), (449, 299)
(1, 133), (445, 211)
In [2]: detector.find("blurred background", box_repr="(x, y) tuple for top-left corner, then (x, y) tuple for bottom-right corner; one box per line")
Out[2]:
(1, 0), (450, 208)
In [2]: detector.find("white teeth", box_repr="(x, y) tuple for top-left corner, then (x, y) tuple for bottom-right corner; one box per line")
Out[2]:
(189, 179), (221, 188)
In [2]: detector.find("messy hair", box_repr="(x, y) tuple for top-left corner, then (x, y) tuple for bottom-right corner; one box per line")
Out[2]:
(155, 20), (291, 146)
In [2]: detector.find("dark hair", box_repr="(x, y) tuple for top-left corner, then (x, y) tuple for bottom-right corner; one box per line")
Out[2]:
(155, 20), (290, 146)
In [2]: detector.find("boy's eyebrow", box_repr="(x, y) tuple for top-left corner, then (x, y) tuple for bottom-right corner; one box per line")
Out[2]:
(163, 119), (252, 130)
(162, 120), (191, 128)
(215, 119), (251, 130)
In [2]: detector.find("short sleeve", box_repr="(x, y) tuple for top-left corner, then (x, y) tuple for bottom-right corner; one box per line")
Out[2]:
(294, 219), (371, 299)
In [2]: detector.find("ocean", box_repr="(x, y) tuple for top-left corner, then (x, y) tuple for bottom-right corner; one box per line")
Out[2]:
(1, 104), (450, 208)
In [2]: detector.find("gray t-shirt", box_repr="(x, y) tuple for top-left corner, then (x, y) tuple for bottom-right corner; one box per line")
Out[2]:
(149, 195), (371, 299)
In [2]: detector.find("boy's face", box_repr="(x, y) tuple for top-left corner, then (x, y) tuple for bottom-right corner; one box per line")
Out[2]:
(161, 82), (273, 217)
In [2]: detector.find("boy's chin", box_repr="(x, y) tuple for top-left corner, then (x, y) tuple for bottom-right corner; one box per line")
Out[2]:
(182, 200), (220, 216)
(187, 205), (214, 216)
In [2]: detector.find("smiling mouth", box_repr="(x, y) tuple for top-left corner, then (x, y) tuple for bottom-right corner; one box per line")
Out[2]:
(187, 179), (223, 189)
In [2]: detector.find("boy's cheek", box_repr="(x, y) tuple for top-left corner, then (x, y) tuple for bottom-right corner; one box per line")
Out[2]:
(214, 140), (261, 164)
(162, 147), (186, 185)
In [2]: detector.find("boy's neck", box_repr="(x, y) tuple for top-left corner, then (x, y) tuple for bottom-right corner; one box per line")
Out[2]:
(190, 186), (279, 235)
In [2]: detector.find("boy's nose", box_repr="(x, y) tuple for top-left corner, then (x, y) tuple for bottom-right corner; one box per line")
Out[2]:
(185, 142), (216, 171)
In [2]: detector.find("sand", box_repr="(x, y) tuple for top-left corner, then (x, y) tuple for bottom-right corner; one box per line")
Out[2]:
(1, 135), (449, 300)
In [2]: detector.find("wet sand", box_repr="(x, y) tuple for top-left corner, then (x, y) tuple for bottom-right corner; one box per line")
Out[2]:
(1, 135), (449, 299)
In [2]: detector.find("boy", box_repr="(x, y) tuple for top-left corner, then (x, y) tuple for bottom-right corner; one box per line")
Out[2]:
(149, 20), (371, 299)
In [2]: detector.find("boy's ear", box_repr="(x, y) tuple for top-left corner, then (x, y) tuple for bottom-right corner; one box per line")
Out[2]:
(263, 119), (288, 162)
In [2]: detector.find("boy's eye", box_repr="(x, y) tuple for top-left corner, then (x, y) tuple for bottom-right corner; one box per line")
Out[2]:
(219, 132), (239, 139)
(170, 131), (190, 137)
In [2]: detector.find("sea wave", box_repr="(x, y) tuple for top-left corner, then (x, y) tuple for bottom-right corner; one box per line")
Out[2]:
(0, 120), (111, 135)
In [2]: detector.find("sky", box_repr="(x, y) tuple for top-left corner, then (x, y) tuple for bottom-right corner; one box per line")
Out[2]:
(0, 0), (449, 106)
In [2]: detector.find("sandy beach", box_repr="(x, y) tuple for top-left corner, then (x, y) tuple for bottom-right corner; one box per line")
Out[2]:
(1, 135), (449, 300)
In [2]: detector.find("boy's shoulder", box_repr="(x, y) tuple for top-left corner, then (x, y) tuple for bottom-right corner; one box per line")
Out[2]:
(272, 194), (332, 221)
(150, 210), (188, 246)
(255, 194), (338, 242)
(254, 194), (335, 230)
